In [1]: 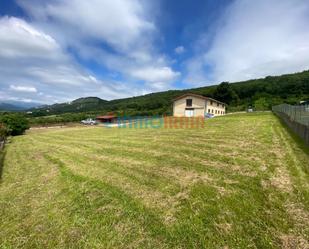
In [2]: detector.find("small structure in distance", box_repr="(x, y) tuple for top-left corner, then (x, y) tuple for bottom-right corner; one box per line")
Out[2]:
(96, 115), (117, 123)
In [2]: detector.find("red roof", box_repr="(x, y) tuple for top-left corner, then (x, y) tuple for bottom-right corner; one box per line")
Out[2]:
(173, 93), (227, 105)
(96, 115), (116, 119)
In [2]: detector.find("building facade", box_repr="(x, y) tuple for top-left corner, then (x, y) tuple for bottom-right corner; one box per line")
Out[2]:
(173, 93), (226, 117)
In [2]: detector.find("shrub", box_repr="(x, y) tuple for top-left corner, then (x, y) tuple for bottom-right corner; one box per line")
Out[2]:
(0, 114), (30, 136)
(0, 123), (10, 141)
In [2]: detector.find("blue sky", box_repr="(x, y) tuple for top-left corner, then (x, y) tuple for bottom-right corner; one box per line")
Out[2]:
(0, 0), (309, 104)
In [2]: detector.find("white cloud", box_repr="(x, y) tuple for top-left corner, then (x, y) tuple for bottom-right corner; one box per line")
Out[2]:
(17, 0), (180, 94)
(185, 0), (309, 85)
(0, 16), (141, 103)
(144, 82), (170, 91)
(130, 66), (180, 82)
(175, 46), (185, 54)
(18, 0), (155, 53)
(0, 16), (60, 59)
(10, 85), (37, 93)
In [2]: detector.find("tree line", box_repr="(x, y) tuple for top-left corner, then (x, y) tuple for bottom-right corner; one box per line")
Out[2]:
(4, 69), (307, 126)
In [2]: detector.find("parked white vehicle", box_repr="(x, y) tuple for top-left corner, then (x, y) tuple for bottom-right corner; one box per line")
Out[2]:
(81, 118), (97, 125)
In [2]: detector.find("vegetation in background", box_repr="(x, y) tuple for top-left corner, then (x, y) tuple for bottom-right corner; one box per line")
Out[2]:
(27, 70), (309, 120)
(212, 81), (239, 106)
(0, 113), (308, 248)
(254, 97), (270, 111)
(0, 113), (30, 136)
(28, 113), (94, 127)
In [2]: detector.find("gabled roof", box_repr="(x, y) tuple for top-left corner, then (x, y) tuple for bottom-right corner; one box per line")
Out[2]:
(96, 115), (116, 119)
(173, 93), (227, 105)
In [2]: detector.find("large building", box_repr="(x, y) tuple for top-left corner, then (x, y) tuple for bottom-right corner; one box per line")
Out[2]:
(173, 93), (226, 117)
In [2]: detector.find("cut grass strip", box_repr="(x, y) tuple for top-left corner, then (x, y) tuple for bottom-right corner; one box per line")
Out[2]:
(0, 113), (308, 248)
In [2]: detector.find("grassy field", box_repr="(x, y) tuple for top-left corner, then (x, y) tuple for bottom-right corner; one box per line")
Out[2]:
(0, 113), (308, 249)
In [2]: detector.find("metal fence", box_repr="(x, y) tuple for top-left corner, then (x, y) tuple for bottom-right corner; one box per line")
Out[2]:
(272, 104), (309, 145)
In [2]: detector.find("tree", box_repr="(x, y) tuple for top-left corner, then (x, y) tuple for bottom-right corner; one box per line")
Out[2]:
(213, 82), (239, 105)
(254, 97), (269, 111)
(0, 114), (30, 136)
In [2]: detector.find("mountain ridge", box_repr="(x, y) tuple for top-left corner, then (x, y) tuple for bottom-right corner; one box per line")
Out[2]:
(26, 70), (309, 116)
(0, 103), (24, 111)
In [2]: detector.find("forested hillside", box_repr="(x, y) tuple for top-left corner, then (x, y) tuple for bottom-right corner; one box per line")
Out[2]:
(30, 70), (309, 117)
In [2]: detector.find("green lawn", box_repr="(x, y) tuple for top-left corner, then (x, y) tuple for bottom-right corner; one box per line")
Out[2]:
(0, 113), (308, 248)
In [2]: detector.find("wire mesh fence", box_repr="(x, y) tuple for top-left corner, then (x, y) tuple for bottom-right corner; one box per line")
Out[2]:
(272, 104), (309, 145)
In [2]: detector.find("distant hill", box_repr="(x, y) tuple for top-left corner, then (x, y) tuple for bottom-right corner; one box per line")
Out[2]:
(31, 97), (108, 115)
(29, 70), (309, 116)
(0, 103), (24, 111)
(0, 101), (43, 111)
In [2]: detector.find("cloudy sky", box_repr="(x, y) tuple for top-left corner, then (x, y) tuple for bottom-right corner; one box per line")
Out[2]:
(0, 0), (309, 104)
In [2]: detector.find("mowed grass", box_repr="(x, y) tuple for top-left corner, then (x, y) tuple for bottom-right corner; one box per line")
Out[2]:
(0, 113), (308, 249)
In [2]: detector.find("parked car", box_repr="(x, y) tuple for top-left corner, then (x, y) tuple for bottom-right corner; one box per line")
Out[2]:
(81, 118), (97, 125)
(205, 113), (214, 118)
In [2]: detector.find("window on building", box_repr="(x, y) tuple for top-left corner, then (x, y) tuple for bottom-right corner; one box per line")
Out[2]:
(217, 103), (219, 107)
(215, 110), (217, 114)
(186, 99), (192, 107)
(212, 109), (214, 113)
(210, 101), (213, 105)
(208, 109), (210, 113)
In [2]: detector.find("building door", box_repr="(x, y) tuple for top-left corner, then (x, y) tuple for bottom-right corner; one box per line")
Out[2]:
(185, 109), (194, 117)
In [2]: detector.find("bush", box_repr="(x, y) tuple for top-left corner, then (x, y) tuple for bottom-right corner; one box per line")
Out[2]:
(0, 114), (30, 136)
(254, 97), (270, 111)
(0, 123), (10, 141)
